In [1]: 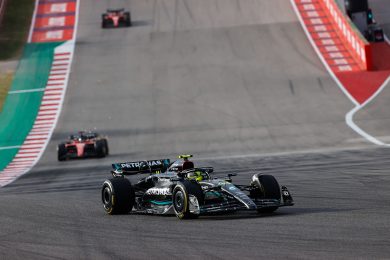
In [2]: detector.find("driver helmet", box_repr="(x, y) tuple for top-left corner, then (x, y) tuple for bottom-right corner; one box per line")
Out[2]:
(187, 170), (203, 181)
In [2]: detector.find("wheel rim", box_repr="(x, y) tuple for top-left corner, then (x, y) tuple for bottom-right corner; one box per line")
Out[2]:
(103, 187), (111, 206)
(174, 190), (185, 212)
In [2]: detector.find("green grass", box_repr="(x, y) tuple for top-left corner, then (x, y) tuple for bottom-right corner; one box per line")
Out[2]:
(0, 72), (13, 111)
(0, 0), (36, 60)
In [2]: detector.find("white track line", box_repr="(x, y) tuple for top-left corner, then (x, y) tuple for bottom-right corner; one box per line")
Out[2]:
(290, 0), (390, 146)
(8, 88), (45, 94)
(0, 146), (21, 150)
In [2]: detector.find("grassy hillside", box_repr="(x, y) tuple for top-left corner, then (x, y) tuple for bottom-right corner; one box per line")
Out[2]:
(0, 72), (12, 111)
(0, 0), (36, 60)
(0, 0), (35, 111)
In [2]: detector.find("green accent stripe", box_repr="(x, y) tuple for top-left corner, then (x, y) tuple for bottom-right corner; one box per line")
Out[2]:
(0, 42), (62, 171)
(150, 200), (172, 205)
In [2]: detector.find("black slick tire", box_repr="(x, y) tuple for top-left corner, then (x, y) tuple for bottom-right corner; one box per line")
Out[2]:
(125, 12), (131, 26)
(102, 14), (107, 28)
(57, 143), (66, 161)
(95, 140), (107, 158)
(172, 180), (203, 219)
(252, 174), (281, 213)
(102, 177), (135, 215)
(103, 138), (109, 155)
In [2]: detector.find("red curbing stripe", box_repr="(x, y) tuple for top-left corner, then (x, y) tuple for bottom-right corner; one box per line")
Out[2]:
(35, 117), (55, 121)
(50, 68), (68, 72)
(43, 91), (62, 97)
(37, 110), (57, 114)
(35, 119), (56, 122)
(46, 83), (64, 86)
(39, 107), (59, 112)
(5, 166), (30, 169)
(15, 155), (38, 159)
(12, 159), (35, 163)
(7, 165), (31, 169)
(25, 137), (47, 141)
(8, 160), (35, 164)
(48, 77), (66, 81)
(16, 149), (40, 153)
(2, 169), (22, 173)
(54, 52), (71, 56)
(52, 63), (69, 67)
(28, 133), (49, 136)
(7, 162), (32, 166)
(28, 133), (47, 137)
(40, 103), (60, 107)
(19, 146), (44, 150)
(30, 130), (50, 134)
(3, 168), (27, 171)
(37, 112), (57, 116)
(24, 141), (46, 146)
(45, 87), (64, 91)
(32, 122), (53, 127)
(42, 97), (61, 101)
(53, 57), (70, 62)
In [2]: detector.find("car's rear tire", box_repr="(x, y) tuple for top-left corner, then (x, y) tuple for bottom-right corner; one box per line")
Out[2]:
(102, 177), (135, 215)
(102, 14), (107, 28)
(251, 174), (281, 213)
(103, 138), (109, 155)
(124, 12), (132, 26)
(172, 180), (203, 219)
(95, 140), (107, 158)
(57, 144), (66, 161)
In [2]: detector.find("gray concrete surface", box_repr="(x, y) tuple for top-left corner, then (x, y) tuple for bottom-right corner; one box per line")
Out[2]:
(1, 0), (390, 259)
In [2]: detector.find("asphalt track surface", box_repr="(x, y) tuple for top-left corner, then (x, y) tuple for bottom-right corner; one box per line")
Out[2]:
(1, 0), (390, 259)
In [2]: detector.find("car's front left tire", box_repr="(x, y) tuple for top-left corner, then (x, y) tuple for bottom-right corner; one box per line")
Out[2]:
(172, 181), (203, 219)
(102, 177), (135, 215)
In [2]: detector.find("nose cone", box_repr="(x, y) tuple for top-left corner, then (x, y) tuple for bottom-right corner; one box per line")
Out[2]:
(222, 184), (257, 210)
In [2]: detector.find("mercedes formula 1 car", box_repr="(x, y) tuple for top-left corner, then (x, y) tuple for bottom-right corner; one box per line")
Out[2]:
(101, 155), (294, 219)
(57, 131), (109, 161)
(102, 8), (131, 28)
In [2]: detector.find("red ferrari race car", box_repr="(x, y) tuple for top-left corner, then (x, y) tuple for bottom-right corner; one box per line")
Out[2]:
(57, 131), (109, 161)
(101, 8), (131, 28)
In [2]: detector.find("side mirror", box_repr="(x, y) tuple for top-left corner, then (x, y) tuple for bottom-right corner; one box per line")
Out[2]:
(225, 173), (237, 182)
(111, 170), (124, 178)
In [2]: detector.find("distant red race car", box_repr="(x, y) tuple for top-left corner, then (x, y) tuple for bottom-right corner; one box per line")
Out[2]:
(102, 8), (131, 28)
(57, 131), (109, 161)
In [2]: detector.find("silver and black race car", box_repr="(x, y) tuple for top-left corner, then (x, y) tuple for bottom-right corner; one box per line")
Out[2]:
(101, 155), (294, 219)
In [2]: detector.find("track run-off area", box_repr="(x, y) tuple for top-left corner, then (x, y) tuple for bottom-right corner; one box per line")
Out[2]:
(1, 0), (390, 259)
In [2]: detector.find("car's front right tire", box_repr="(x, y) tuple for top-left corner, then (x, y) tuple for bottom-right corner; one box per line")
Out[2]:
(251, 174), (281, 214)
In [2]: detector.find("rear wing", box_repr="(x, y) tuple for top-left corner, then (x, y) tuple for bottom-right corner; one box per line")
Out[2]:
(106, 8), (125, 13)
(112, 159), (170, 175)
